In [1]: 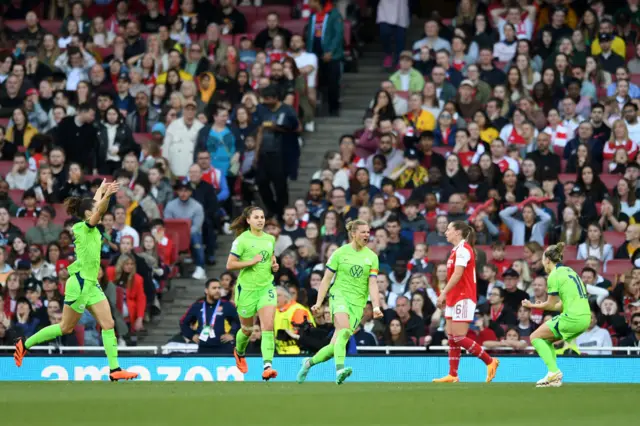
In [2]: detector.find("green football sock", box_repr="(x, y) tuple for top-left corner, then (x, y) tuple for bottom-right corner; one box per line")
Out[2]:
(532, 338), (559, 373)
(334, 328), (351, 372)
(235, 329), (250, 356)
(310, 343), (335, 366)
(101, 329), (120, 370)
(261, 331), (274, 365)
(25, 324), (62, 349)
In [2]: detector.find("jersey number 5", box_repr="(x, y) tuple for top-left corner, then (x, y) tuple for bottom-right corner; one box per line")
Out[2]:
(569, 275), (588, 299)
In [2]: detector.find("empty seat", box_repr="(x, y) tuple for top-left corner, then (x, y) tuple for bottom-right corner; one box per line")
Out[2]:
(0, 161), (12, 177)
(9, 189), (24, 204)
(255, 5), (293, 20)
(164, 219), (192, 253)
(600, 174), (620, 192)
(603, 231), (626, 249)
(237, 6), (257, 21)
(428, 246), (451, 262)
(563, 245), (578, 261)
(433, 146), (452, 156)
(133, 133), (152, 144)
(604, 259), (632, 274)
(40, 20), (63, 35)
(564, 259), (585, 271)
(413, 231), (426, 244)
(12, 217), (36, 233)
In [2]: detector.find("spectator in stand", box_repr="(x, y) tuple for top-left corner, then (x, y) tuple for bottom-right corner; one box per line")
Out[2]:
(55, 103), (98, 173)
(412, 19), (451, 59)
(390, 51), (425, 93)
(393, 295), (425, 340)
(164, 181), (206, 280)
(500, 198), (553, 246)
(126, 89), (160, 133)
(162, 99), (204, 177)
(616, 224), (640, 259)
(115, 188), (149, 235)
(577, 223), (614, 262)
(377, 0), (409, 69)
(619, 312), (640, 349)
(28, 245), (55, 283)
(254, 12), (292, 51)
(577, 308), (613, 354)
(106, 254), (147, 334)
(502, 268), (530, 313)
(0, 75), (26, 118)
(180, 278), (239, 354)
(6, 153), (36, 190)
(212, 0), (247, 35)
(96, 106), (137, 175)
(186, 164), (218, 265)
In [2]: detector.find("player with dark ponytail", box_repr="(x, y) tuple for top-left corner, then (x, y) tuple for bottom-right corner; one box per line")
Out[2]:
(433, 220), (500, 384)
(14, 180), (139, 381)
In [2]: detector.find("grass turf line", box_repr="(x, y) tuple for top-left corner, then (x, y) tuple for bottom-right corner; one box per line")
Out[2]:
(0, 382), (635, 426)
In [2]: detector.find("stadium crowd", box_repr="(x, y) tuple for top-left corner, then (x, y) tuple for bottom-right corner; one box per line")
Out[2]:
(0, 0), (639, 357)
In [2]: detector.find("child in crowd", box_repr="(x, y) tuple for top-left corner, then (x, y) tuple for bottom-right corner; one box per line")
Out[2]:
(490, 241), (510, 277)
(15, 189), (40, 218)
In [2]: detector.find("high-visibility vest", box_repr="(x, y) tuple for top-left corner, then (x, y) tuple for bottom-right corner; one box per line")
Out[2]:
(274, 303), (315, 355)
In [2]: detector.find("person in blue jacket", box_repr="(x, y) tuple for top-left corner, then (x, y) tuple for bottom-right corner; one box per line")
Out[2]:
(180, 278), (240, 354)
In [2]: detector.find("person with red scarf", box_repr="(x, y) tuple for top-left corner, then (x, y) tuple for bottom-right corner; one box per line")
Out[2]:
(305, 0), (344, 116)
(486, 287), (517, 330)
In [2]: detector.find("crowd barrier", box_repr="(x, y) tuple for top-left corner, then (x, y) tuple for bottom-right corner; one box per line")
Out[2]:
(0, 349), (638, 382)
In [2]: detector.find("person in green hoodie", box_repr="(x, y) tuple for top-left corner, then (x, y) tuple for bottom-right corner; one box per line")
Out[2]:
(306, 0), (344, 116)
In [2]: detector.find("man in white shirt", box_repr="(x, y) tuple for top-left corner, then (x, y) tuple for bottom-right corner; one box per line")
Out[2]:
(576, 309), (613, 355)
(623, 102), (640, 143)
(412, 19), (450, 60)
(162, 100), (204, 177)
(6, 153), (36, 190)
(113, 205), (140, 247)
(490, 138), (520, 174)
(491, 4), (536, 40)
(290, 34), (318, 132)
(561, 97), (584, 136)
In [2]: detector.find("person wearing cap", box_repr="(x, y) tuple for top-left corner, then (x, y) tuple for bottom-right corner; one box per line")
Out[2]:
(162, 98), (204, 177)
(126, 88), (159, 133)
(305, 0), (344, 116)
(502, 268), (530, 313)
(456, 79), (483, 121)
(389, 50), (425, 93)
(591, 18), (626, 59)
(164, 180), (207, 280)
(114, 73), (135, 114)
(595, 32), (626, 74)
(389, 148), (428, 190)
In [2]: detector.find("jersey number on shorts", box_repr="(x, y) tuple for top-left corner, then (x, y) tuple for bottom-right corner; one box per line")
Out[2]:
(569, 274), (588, 299)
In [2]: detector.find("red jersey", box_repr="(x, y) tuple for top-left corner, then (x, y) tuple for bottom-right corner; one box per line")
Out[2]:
(491, 258), (510, 277)
(603, 140), (638, 160)
(446, 240), (477, 306)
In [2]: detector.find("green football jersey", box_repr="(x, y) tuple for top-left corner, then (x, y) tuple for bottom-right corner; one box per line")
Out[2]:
(67, 221), (101, 281)
(231, 230), (276, 289)
(327, 244), (379, 308)
(547, 266), (591, 317)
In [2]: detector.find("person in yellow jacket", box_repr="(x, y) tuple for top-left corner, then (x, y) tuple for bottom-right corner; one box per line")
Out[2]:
(5, 108), (38, 148)
(591, 21), (627, 59)
(403, 92), (435, 133)
(274, 286), (315, 355)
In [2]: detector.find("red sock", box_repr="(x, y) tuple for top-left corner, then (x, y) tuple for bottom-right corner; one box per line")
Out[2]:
(447, 334), (461, 377)
(454, 336), (492, 365)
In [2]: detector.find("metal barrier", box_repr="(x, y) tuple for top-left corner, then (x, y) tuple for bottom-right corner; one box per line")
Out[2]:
(1, 345), (639, 355)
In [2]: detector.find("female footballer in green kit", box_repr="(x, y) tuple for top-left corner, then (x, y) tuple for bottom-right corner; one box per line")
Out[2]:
(226, 206), (280, 380)
(14, 180), (138, 381)
(523, 242), (591, 387)
(297, 219), (383, 385)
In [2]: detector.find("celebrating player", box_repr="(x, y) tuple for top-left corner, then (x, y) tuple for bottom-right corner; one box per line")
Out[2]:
(226, 206), (280, 381)
(297, 219), (383, 385)
(522, 242), (591, 387)
(14, 180), (138, 381)
(434, 221), (500, 383)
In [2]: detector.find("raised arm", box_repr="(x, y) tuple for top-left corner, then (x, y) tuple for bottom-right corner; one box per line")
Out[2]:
(498, 205), (520, 230)
(88, 181), (119, 227)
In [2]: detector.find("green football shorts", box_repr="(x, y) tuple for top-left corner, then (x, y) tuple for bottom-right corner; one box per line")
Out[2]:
(235, 284), (276, 318)
(329, 290), (364, 332)
(64, 272), (107, 314)
(546, 313), (591, 341)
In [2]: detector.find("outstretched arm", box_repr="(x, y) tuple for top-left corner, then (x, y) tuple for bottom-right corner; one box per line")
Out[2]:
(88, 182), (119, 227)
(523, 294), (562, 312)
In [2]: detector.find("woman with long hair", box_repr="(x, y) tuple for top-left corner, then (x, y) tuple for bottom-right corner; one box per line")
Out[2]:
(382, 318), (414, 346)
(576, 165), (609, 202)
(91, 16), (115, 48)
(5, 108), (38, 149)
(478, 153), (503, 188)
(500, 201), (552, 245)
(493, 23), (518, 62)
(615, 178), (640, 217)
(566, 143), (593, 173)
(578, 8), (599, 48)
(511, 260), (533, 293)
(534, 29), (555, 63)
(554, 205), (585, 246)
(422, 81), (444, 119)
(443, 154), (469, 193)
(473, 110), (499, 144)
(370, 89), (396, 122)
(14, 181), (138, 381)
(226, 206), (280, 380)
(585, 55), (612, 89)
(8, 236), (29, 267)
(543, 108), (570, 150)
(523, 243), (591, 387)
(505, 67), (527, 105)
(598, 197), (628, 232)
(312, 151), (350, 191)
(298, 219), (383, 384)
(58, 162), (90, 200)
(604, 120), (638, 160)
(106, 253), (146, 333)
(515, 53), (541, 92)
(434, 221), (499, 383)
(38, 34), (61, 69)
(11, 298), (39, 338)
(577, 223), (614, 262)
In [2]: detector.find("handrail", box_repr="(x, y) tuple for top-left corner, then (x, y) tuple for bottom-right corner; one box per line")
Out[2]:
(0, 345), (638, 355)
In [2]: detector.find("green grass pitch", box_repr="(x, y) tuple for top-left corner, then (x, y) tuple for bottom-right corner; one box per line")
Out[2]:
(0, 382), (635, 426)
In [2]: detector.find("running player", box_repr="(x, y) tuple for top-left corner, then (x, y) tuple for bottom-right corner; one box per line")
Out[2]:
(433, 221), (500, 383)
(523, 242), (591, 387)
(226, 206), (279, 381)
(297, 219), (383, 385)
(14, 180), (138, 381)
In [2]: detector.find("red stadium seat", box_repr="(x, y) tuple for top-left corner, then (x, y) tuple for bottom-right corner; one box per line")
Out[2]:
(74, 325), (85, 347)
(96, 47), (114, 59)
(563, 245), (577, 261)
(255, 5), (293, 20)
(397, 189), (411, 200)
(251, 19), (306, 35)
(133, 133), (152, 144)
(564, 260), (585, 271)
(237, 6), (257, 21)
(433, 146), (453, 156)
(604, 259), (633, 274)
(164, 219), (192, 253)
(51, 204), (70, 221)
(544, 202), (558, 215)
(603, 231), (626, 249)
(553, 145), (564, 156)
(5, 20), (26, 32)
(560, 159), (567, 171)
(631, 74), (640, 86)
(0, 118), (10, 128)
(429, 246), (451, 261)
(600, 174), (620, 191)
(11, 217), (36, 233)
(558, 173), (573, 184)
(40, 20), (62, 36)
(395, 91), (409, 100)
(221, 34), (233, 46)
(413, 231), (426, 244)
(0, 161), (12, 177)
(9, 189), (24, 203)
(503, 245), (524, 260)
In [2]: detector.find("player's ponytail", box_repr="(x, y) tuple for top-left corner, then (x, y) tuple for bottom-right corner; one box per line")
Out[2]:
(544, 242), (565, 264)
(450, 220), (475, 246)
(64, 196), (94, 218)
(229, 206), (264, 236)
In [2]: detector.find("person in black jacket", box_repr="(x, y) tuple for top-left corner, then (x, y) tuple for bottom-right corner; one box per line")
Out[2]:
(253, 12), (292, 50)
(179, 278), (240, 354)
(187, 164), (219, 265)
(55, 103), (98, 173)
(96, 106), (138, 175)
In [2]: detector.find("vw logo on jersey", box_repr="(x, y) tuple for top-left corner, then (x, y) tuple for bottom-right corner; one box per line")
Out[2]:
(349, 265), (363, 278)
(259, 250), (269, 262)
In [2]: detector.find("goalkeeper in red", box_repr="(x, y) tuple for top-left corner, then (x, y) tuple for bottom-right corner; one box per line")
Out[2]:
(296, 219), (383, 385)
(14, 180), (138, 381)
(523, 242), (591, 387)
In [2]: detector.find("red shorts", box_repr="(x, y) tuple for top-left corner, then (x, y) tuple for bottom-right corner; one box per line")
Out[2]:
(444, 299), (475, 323)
